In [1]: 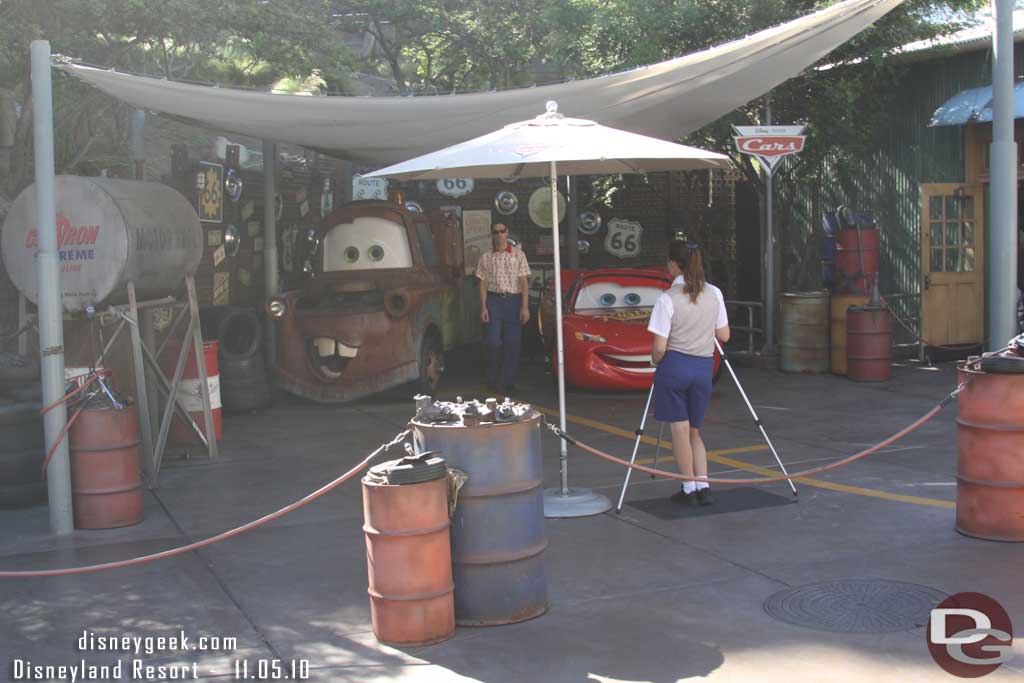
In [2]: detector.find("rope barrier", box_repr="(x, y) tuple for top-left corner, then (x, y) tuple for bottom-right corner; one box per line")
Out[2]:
(547, 383), (967, 486)
(0, 429), (411, 578)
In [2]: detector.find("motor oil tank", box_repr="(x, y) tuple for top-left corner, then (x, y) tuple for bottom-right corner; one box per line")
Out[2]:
(2, 176), (203, 312)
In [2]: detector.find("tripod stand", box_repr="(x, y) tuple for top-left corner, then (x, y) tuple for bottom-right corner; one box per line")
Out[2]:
(615, 339), (797, 512)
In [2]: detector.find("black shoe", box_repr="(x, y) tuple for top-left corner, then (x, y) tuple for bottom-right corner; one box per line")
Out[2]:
(670, 489), (698, 506)
(696, 488), (714, 506)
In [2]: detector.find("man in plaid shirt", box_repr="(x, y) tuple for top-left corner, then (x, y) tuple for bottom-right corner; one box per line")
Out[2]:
(475, 222), (531, 394)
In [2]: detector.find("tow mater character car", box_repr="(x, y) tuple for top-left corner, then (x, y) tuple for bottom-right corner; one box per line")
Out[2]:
(539, 268), (722, 390)
(269, 199), (479, 402)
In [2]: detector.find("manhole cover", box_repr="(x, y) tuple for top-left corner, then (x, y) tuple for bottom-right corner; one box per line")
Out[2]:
(763, 578), (947, 633)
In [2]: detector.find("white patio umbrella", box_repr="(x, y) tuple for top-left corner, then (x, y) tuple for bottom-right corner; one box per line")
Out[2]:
(367, 101), (730, 517)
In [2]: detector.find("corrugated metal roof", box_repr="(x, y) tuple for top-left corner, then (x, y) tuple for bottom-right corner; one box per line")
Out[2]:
(893, 10), (1024, 61)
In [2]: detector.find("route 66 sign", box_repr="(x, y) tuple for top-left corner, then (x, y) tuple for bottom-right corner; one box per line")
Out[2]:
(605, 218), (643, 258)
(352, 174), (388, 201)
(436, 178), (475, 198)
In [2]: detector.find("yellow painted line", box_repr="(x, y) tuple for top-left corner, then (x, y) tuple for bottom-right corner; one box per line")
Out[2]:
(483, 393), (955, 510)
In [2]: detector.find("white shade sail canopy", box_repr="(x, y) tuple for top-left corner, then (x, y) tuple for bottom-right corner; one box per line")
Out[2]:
(59, 0), (904, 165)
(364, 102), (732, 180)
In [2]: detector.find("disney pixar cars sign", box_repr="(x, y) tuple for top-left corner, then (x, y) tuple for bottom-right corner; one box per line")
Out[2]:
(733, 125), (806, 175)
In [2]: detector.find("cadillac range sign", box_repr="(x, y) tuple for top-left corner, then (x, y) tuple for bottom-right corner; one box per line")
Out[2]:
(733, 125), (806, 175)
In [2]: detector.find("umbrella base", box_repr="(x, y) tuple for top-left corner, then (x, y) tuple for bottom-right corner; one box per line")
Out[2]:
(543, 487), (612, 518)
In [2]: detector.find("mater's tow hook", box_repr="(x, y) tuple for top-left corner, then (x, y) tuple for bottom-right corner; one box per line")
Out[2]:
(413, 394), (533, 425)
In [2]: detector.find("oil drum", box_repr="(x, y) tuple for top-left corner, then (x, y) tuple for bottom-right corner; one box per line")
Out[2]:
(361, 453), (454, 646)
(164, 340), (222, 446)
(412, 404), (548, 626)
(834, 227), (879, 295)
(779, 291), (829, 374)
(830, 294), (869, 375)
(955, 362), (1024, 541)
(846, 306), (892, 382)
(69, 403), (143, 529)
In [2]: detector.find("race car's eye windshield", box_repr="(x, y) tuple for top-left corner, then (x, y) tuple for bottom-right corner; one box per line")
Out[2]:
(576, 283), (663, 312)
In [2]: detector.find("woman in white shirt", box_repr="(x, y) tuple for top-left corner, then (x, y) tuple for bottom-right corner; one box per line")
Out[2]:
(647, 241), (730, 506)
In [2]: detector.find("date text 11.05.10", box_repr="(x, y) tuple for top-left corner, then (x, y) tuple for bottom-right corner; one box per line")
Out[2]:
(232, 659), (309, 679)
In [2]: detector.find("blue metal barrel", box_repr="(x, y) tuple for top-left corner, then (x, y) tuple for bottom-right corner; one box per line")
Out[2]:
(412, 411), (548, 625)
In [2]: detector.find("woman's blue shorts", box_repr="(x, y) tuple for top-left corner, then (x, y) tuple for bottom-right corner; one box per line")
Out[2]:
(653, 351), (714, 427)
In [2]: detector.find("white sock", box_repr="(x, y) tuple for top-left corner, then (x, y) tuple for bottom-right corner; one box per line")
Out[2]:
(695, 481), (709, 491)
(682, 481), (696, 494)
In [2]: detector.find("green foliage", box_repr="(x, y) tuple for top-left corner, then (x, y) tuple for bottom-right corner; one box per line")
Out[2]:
(0, 0), (353, 195)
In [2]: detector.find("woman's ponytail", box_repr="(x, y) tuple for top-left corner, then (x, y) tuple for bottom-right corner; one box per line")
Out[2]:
(667, 239), (706, 303)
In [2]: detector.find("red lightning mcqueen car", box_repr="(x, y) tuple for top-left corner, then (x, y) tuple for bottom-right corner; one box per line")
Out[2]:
(539, 267), (722, 390)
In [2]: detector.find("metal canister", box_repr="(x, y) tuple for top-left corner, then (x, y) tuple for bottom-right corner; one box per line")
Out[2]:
(412, 399), (548, 626)
(69, 404), (143, 529)
(361, 452), (455, 646)
(830, 294), (869, 375)
(1, 177), (203, 312)
(956, 364), (1024, 542)
(779, 291), (830, 373)
(846, 306), (892, 382)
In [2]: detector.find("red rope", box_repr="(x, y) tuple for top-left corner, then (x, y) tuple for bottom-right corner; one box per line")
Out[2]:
(40, 402), (85, 480)
(1, 430), (410, 578)
(559, 404), (945, 485)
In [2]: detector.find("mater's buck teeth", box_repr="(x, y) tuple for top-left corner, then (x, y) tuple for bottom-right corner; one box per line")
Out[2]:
(315, 338), (337, 357)
(314, 338), (360, 358)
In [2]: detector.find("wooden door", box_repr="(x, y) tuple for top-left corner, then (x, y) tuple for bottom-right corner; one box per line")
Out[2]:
(921, 184), (984, 345)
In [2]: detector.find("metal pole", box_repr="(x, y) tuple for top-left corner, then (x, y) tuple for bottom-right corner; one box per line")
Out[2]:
(989, 0), (1018, 349)
(129, 109), (145, 179)
(715, 338), (797, 495)
(262, 140), (278, 367)
(566, 176), (579, 269)
(31, 41), (73, 535)
(764, 98), (776, 354)
(543, 156), (611, 517)
(127, 283), (156, 484)
(552, 161), (569, 494)
(616, 382), (656, 512)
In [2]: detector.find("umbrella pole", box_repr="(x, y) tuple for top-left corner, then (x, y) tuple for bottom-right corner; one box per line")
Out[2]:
(551, 163), (569, 494)
(543, 160), (611, 518)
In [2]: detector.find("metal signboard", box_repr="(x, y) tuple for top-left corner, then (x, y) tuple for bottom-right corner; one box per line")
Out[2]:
(352, 174), (388, 201)
(436, 178), (475, 198)
(733, 125), (806, 175)
(198, 161), (224, 223)
(604, 218), (643, 259)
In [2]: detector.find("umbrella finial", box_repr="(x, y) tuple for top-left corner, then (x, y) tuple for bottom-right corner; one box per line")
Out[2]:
(546, 100), (558, 113)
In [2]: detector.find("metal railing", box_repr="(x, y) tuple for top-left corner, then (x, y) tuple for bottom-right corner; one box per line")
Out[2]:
(724, 299), (764, 355)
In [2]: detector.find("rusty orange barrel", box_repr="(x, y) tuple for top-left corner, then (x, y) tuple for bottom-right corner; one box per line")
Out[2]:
(830, 294), (869, 375)
(361, 453), (454, 646)
(956, 362), (1024, 541)
(166, 340), (222, 446)
(69, 404), (143, 529)
(834, 226), (879, 294)
(846, 306), (892, 382)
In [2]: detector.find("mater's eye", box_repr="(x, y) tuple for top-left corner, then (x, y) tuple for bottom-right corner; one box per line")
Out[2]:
(599, 293), (617, 306)
(368, 245), (385, 262)
(624, 293), (641, 306)
(345, 246), (360, 262)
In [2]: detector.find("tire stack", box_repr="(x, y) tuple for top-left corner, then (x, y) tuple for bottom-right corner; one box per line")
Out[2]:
(200, 306), (272, 413)
(0, 352), (45, 508)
